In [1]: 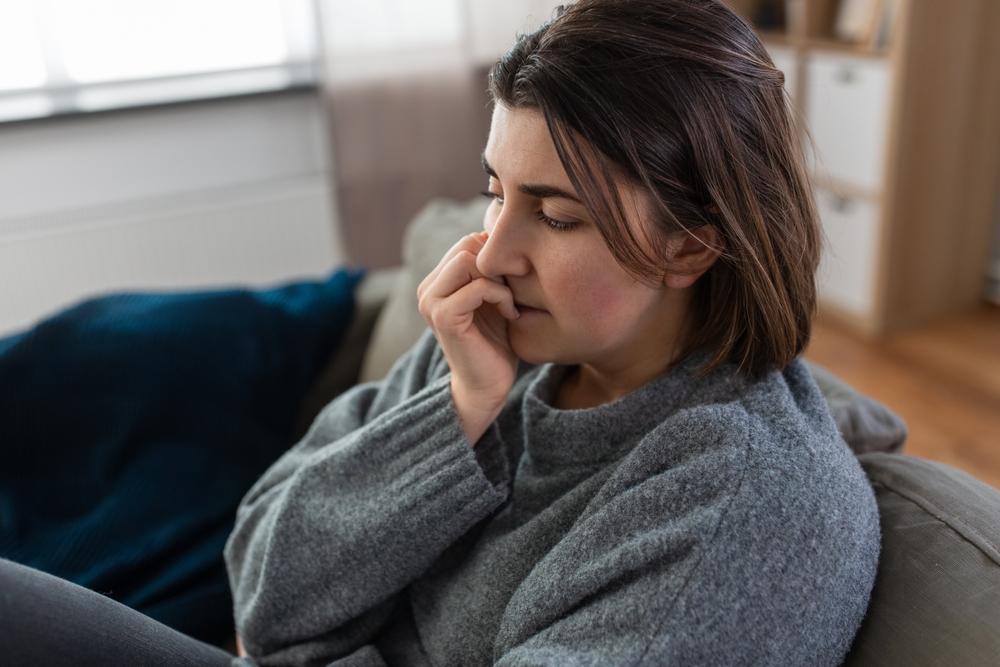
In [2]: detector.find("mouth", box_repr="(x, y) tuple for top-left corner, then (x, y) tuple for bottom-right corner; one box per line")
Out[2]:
(514, 302), (549, 315)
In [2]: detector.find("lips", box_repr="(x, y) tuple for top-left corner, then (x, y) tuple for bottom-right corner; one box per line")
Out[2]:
(514, 302), (548, 315)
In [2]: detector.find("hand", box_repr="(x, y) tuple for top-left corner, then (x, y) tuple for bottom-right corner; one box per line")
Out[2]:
(418, 232), (520, 445)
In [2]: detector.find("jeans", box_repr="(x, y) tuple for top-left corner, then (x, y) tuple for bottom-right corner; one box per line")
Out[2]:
(0, 558), (235, 666)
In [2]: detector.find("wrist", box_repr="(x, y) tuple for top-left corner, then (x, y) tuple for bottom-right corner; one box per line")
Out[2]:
(450, 378), (507, 446)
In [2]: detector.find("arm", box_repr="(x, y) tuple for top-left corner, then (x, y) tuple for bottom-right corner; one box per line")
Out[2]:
(225, 331), (510, 666)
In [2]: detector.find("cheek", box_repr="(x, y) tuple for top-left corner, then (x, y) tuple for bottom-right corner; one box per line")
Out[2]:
(556, 257), (642, 330)
(576, 285), (623, 323)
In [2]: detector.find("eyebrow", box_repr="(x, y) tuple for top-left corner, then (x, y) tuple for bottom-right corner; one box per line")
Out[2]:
(481, 154), (582, 204)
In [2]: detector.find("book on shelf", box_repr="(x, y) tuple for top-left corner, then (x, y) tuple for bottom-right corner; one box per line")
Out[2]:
(869, 0), (901, 50)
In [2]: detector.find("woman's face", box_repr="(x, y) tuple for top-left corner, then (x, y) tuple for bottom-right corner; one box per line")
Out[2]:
(478, 104), (696, 376)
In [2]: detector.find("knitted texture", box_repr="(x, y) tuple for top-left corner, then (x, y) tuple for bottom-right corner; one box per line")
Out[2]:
(226, 330), (879, 666)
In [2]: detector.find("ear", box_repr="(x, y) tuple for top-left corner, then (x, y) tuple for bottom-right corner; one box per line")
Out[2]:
(662, 225), (723, 289)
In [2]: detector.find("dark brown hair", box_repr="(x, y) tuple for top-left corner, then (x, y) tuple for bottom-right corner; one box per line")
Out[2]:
(489, 0), (819, 375)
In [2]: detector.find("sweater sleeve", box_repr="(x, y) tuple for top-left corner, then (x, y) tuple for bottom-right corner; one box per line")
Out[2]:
(224, 330), (510, 666)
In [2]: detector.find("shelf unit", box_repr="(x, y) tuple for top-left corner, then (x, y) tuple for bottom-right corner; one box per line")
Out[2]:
(725, 0), (1000, 335)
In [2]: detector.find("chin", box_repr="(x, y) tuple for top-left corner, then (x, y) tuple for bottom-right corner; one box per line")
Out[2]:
(509, 329), (581, 366)
(509, 330), (554, 365)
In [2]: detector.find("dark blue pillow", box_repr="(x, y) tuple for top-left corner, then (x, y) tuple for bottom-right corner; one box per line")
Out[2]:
(0, 269), (363, 644)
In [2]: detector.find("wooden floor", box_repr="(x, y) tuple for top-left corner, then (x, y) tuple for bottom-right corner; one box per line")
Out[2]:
(805, 303), (1000, 490)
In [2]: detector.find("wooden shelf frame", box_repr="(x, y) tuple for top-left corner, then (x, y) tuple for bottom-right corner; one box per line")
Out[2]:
(726, 0), (1000, 336)
(728, 0), (893, 56)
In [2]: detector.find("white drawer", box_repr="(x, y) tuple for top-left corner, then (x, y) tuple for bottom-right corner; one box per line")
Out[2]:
(805, 53), (892, 192)
(766, 44), (797, 101)
(815, 188), (880, 317)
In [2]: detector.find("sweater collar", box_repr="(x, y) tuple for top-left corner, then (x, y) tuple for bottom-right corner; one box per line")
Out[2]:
(519, 353), (707, 469)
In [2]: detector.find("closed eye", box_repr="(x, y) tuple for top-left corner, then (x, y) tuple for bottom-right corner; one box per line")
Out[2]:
(537, 211), (577, 232)
(482, 190), (578, 232)
(481, 190), (503, 205)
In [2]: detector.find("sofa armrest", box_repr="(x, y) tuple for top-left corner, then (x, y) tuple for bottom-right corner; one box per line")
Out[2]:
(844, 453), (1000, 666)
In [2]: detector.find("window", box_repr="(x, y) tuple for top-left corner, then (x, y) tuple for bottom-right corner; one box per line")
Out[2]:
(0, 0), (319, 122)
(321, 0), (462, 54)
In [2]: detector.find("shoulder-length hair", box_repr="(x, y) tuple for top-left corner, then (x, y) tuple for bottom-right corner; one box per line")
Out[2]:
(489, 0), (820, 375)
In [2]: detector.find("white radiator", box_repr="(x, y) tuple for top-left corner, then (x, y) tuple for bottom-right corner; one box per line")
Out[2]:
(0, 176), (345, 338)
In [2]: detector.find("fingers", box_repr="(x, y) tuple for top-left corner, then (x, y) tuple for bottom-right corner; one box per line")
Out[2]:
(421, 270), (520, 327)
(446, 278), (520, 322)
(421, 249), (483, 303)
(418, 232), (488, 299)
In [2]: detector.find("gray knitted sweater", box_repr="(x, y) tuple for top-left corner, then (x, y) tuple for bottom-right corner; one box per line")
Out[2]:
(225, 331), (879, 667)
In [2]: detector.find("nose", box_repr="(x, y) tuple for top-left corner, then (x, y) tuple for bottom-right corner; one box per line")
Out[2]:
(476, 205), (532, 279)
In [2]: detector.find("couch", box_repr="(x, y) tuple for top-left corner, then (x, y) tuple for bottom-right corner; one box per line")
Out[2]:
(298, 198), (1000, 666)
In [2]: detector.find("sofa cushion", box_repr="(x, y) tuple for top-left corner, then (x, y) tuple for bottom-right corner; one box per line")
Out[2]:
(806, 362), (907, 453)
(844, 453), (1000, 666)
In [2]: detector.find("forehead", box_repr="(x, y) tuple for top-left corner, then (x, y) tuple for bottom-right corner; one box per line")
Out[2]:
(484, 105), (573, 186)
(484, 104), (658, 234)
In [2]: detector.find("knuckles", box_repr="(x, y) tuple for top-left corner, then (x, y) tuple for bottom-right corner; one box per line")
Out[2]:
(451, 249), (479, 271)
(429, 309), (451, 331)
(418, 236), (507, 332)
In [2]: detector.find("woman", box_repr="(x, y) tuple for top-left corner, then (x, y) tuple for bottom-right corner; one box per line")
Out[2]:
(225, 1), (879, 665)
(1, 1), (879, 665)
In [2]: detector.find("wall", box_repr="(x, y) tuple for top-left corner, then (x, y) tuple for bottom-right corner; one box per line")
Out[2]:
(0, 90), (344, 337)
(317, 0), (565, 269)
(325, 68), (492, 270)
(990, 179), (1000, 304)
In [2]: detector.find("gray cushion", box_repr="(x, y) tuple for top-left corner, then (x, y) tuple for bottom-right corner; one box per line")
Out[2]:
(845, 453), (1000, 666)
(805, 361), (907, 454)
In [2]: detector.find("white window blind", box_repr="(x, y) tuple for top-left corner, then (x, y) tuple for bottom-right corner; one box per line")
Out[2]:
(0, 0), (319, 122)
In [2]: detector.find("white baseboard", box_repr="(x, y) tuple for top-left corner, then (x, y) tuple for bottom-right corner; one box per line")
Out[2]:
(0, 176), (345, 338)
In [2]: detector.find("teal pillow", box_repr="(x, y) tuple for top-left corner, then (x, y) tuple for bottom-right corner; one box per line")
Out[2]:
(844, 453), (1000, 666)
(0, 270), (363, 644)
